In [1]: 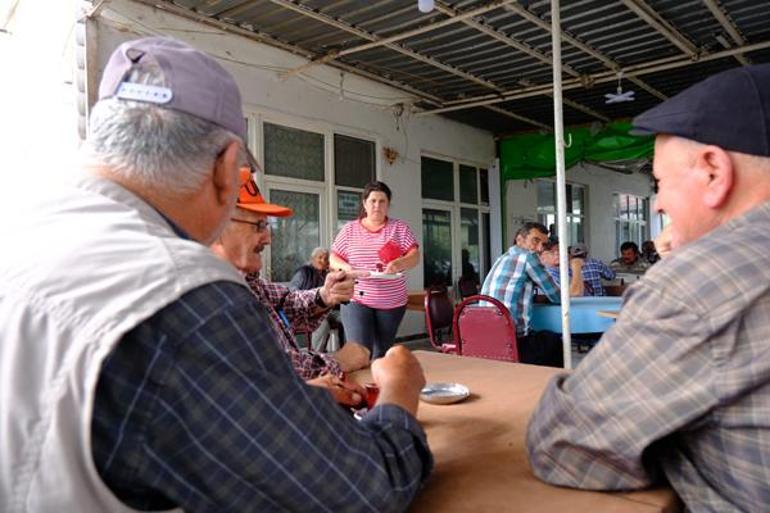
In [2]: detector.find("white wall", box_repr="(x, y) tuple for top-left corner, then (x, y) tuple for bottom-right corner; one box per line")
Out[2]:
(92, 0), (496, 336)
(1, 0), (82, 212)
(504, 162), (654, 263)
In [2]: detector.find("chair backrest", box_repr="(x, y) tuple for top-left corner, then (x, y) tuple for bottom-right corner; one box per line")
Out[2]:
(453, 294), (518, 362)
(424, 285), (454, 350)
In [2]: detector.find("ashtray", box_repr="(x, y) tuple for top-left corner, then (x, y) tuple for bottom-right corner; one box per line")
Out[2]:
(420, 382), (470, 405)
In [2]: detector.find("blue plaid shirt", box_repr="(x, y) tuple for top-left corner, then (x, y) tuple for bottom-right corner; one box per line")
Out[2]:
(92, 281), (432, 513)
(481, 245), (560, 336)
(547, 258), (615, 296)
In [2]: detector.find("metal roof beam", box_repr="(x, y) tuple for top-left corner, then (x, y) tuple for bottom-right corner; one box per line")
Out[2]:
(621, 0), (699, 57)
(126, 0), (446, 108)
(417, 39), (770, 116)
(702, 0), (750, 66)
(280, 0), (516, 77)
(501, 2), (666, 101)
(486, 105), (551, 131)
(434, 1), (580, 77)
(272, 0), (502, 91)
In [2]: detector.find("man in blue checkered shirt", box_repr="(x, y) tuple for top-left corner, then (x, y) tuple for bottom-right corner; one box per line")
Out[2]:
(543, 242), (614, 296)
(481, 222), (583, 367)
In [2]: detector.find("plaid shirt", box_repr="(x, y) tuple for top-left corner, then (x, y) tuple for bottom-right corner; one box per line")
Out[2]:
(245, 274), (342, 379)
(481, 245), (560, 336)
(527, 202), (770, 512)
(92, 281), (432, 512)
(548, 258), (615, 296)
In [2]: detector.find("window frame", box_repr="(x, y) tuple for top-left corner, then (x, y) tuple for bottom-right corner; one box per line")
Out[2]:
(247, 111), (380, 281)
(535, 178), (588, 246)
(421, 152), (491, 289)
(613, 192), (650, 250)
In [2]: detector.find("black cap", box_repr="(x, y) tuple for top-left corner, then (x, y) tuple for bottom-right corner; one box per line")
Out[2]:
(631, 64), (770, 157)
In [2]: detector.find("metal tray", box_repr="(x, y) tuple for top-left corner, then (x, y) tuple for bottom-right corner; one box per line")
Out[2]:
(420, 382), (470, 405)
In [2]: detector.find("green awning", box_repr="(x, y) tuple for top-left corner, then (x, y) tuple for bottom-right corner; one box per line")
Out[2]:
(499, 121), (654, 181)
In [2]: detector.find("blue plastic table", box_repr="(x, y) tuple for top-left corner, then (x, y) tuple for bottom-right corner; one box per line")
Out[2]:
(531, 297), (622, 334)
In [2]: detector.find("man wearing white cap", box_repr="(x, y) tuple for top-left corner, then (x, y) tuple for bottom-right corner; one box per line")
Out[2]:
(0, 37), (431, 512)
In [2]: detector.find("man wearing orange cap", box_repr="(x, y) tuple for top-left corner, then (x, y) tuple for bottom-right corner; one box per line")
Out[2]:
(211, 169), (372, 405)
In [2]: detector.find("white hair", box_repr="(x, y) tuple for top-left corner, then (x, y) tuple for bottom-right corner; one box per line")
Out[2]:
(85, 63), (240, 195)
(310, 247), (328, 261)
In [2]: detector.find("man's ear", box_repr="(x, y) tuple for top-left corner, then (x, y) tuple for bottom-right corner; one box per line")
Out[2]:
(212, 140), (242, 207)
(697, 145), (734, 209)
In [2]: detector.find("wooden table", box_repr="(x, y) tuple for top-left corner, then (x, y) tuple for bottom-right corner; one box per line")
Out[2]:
(407, 290), (426, 312)
(352, 351), (680, 513)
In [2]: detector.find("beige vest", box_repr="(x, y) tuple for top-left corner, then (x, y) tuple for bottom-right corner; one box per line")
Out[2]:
(0, 176), (243, 512)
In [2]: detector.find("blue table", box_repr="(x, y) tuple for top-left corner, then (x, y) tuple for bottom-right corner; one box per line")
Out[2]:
(531, 297), (622, 334)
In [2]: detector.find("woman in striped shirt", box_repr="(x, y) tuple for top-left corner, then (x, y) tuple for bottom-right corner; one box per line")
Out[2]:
(330, 181), (419, 359)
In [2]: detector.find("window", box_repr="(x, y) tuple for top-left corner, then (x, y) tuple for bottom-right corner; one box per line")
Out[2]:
(264, 122), (324, 181)
(536, 180), (586, 245)
(262, 120), (376, 281)
(334, 134), (375, 188)
(614, 193), (649, 249)
(421, 157), (454, 201)
(269, 189), (320, 282)
(334, 134), (375, 233)
(422, 156), (491, 289)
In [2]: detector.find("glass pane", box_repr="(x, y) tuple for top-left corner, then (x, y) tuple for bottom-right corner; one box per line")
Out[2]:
(460, 208), (480, 285)
(269, 189), (320, 282)
(479, 168), (489, 204)
(334, 134), (375, 188)
(572, 185), (584, 215)
(536, 180), (555, 213)
(482, 212), (491, 279)
(642, 198), (649, 222)
(421, 157), (454, 201)
(264, 123), (324, 181)
(422, 209), (452, 288)
(620, 194), (629, 220)
(336, 190), (360, 234)
(459, 165), (478, 204)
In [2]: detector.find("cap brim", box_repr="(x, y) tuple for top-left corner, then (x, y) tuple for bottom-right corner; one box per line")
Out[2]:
(238, 202), (294, 217)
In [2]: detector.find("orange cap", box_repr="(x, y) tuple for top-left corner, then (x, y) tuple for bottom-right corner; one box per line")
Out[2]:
(237, 168), (293, 217)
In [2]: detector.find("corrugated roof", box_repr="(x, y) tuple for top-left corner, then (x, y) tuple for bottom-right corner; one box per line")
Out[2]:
(151, 0), (770, 135)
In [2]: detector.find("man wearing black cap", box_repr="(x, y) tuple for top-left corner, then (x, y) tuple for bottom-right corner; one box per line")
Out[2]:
(0, 37), (431, 512)
(527, 64), (770, 511)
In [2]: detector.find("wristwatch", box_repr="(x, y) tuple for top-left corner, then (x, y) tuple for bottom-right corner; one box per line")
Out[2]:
(314, 289), (328, 308)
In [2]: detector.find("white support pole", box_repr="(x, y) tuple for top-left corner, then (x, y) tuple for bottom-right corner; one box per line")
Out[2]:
(550, 0), (572, 369)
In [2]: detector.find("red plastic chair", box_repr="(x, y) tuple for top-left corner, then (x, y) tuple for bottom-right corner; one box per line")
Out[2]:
(424, 285), (457, 353)
(453, 295), (518, 362)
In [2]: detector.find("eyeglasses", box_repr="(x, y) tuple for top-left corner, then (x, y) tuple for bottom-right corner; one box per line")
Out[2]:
(230, 217), (275, 233)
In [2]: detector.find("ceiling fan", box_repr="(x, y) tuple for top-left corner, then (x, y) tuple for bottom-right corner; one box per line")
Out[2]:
(605, 73), (635, 104)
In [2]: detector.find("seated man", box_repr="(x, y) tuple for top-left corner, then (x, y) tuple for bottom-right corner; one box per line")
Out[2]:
(481, 222), (582, 367)
(211, 170), (369, 404)
(568, 243), (615, 296)
(0, 37), (432, 512)
(527, 64), (770, 512)
(640, 239), (660, 264)
(289, 247), (346, 352)
(610, 241), (650, 274)
(539, 240), (584, 297)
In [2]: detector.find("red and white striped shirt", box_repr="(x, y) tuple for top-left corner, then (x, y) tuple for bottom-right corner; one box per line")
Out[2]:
(332, 218), (418, 309)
